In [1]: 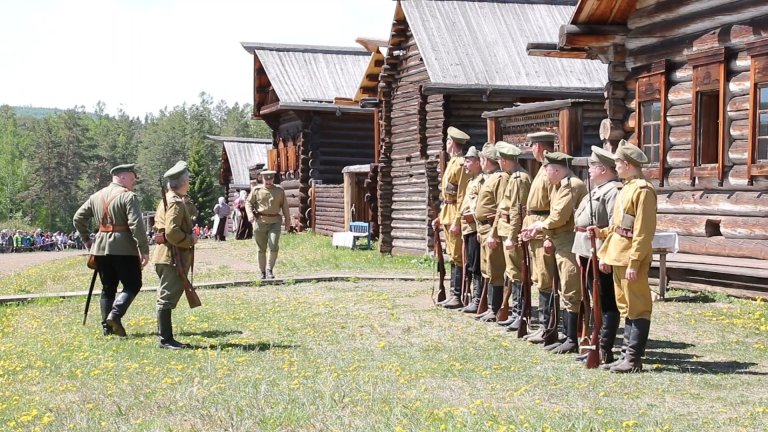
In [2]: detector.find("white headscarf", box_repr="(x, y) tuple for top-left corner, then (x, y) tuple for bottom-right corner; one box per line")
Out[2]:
(218, 197), (226, 205)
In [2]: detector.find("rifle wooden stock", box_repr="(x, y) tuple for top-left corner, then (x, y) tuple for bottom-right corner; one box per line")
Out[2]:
(476, 278), (488, 315)
(497, 278), (511, 322)
(578, 262), (592, 354)
(585, 236), (603, 369)
(542, 255), (560, 346)
(161, 179), (202, 309)
(460, 238), (469, 306)
(432, 220), (447, 303)
(517, 241), (532, 338)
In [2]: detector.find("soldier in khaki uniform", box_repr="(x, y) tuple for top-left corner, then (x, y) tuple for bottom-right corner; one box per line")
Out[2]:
(491, 142), (531, 329)
(593, 141), (657, 373)
(433, 126), (471, 308)
(522, 152), (587, 353)
(246, 170), (291, 279)
(73, 163), (149, 337)
(457, 147), (485, 313)
(573, 146), (621, 364)
(521, 132), (556, 343)
(151, 161), (197, 349)
(474, 143), (508, 322)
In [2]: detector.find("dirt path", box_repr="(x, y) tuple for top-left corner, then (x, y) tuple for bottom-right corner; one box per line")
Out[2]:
(0, 249), (86, 277)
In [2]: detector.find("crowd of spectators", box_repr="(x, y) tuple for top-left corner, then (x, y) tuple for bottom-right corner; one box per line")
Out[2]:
(0, 229), (86, 253)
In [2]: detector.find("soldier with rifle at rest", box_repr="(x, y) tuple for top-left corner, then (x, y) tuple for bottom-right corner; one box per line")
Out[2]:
(473, 143), (509, 322)
(490, 142), (531, 330)
(457, 146), (485, 313)
(151, 161), (199, 349)
(590, 140), (657, 373)
(520, 132), (556, 344)
(433, 127), (471, 309)
(572, 146), (621, 365)
(522, 152), (587, 353)
(73, 163), (150, 337)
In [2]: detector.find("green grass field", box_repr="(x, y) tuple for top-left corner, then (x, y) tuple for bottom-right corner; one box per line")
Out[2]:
(0, 234), (766, 431)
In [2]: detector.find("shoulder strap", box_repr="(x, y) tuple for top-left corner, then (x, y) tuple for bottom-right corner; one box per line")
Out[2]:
(100, 187), (128, 225)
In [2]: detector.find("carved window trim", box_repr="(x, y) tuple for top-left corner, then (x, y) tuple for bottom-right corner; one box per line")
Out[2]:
(635, 59), (668, 186)
(746, 38), (768, 179)
(687, 47), (727, 186)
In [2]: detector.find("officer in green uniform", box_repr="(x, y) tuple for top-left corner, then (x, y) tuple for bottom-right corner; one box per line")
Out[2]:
(151, 161), (196, 349)
(523, 152), (588, 353)
(593, 141), (657, 373)
(458, 146), (484, 313)
(434, 126), (471, 308)
(73, 163), (149, 337)
(246, 170), (291, 279)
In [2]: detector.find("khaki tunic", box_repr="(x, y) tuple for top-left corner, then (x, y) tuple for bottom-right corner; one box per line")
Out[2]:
(572, 180), (620, 259)
(459, 173), (484, 235)
(541, 176), (588, 313)
(151, 191), (196, 310)
(493, 168), (531, 282)
(73, 182), (149, 256)
(523, 167), (555, 293)
(439, 154), (469, 264)
(475, 170), (508, 286)
(245, 184), (291, 225)
(598, 177), (657, 320)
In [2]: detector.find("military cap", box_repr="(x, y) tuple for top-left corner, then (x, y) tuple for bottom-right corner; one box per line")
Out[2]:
(447, 126), (470, 144)
(481, 142), (499, 161)
(542, 151), (573, 167)
(496, 141), (522, 160)
(163, 161), (189, 180)
(613, 140), (649, 166)
(527, 131), (557, 145)
(110, 163), (136, 176)
(589, 145), (616, 168)
(465, 146), (480, 159)
(261, 170), (277, 178)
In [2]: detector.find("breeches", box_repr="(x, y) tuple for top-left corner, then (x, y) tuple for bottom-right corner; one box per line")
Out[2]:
(479, 232), (505, 285)
(155, 264), (185, 310)
(443, 225), (463, 265)
(612, 259), (653, 320)
(528, 238), (554, 293)
(503, 243), (524, 283)
(254, 222), (282, 253)
(578, 255), (619, 315)
(554, 247), (581, 313)
(463, 232), (480, 275)
(95, 255), (142, 297)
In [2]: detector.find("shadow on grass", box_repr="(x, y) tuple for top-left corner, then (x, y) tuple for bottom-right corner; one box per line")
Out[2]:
(646, 339), (695, 350)
(664, 293), (719, 303)
(187, 342), (299, 352)
(132, 329), (244, 339)
(646, 356), (765, 375)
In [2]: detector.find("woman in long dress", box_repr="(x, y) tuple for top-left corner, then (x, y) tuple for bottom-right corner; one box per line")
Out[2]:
(234, 190), (253, 240)
(212, 197), (231, 241)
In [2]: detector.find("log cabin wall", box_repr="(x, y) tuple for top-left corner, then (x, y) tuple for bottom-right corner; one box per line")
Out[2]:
(312, 184), (344, 235)
(611, 0), (768, 260)
(307, 112), (375, 185)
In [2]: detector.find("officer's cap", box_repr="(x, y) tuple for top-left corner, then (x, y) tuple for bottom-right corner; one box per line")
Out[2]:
(527, 131), (557, 146)
(110, 163), (136, 176)
(496, 141), (522, 160)
(589, 145), (616, 168)
(447, 126), (470, 144)
(163, 161), (189, 180)
(542, 151), (573, 167)
(481, 142), (499, 161)
(261, 170), (277, 178)
(613, 140), (649, 166)
(465, 146), (480, 159)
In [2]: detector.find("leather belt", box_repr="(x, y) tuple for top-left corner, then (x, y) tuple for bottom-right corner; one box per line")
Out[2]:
(99, 225), (128, 232)
(462, 214), (475, 224)
(574, 227), (588, 232)
(527, 210), (550, 216)
(443, 199), (457, 204)
(257, 213), (279, 217)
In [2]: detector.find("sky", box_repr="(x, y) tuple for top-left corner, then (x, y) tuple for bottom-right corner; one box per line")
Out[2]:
(0, 0), (396, 117)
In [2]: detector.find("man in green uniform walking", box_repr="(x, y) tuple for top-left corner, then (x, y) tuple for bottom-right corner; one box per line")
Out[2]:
(246, 170), (291, 279)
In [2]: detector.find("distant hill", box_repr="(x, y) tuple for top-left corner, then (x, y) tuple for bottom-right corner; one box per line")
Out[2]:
(11, 106), (66, 118)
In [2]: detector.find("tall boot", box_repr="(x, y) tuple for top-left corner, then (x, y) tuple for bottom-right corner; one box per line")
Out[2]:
(602, 317), (632, 370)
(443, 265), (464, 309)
(551, 311), (579, 354)
(437, 266), (457, 306)
(158, 309), (186, 350)
(611, 319), (650, 373)
(99, 295), (114, 336)
(106, 292), (136, 337)
(479, 283), (498, 322)
(505, 282), (524, 330)
(461, 274), (483, 313)
(526, 291), (551, 343)
(600, 311), (620, 365)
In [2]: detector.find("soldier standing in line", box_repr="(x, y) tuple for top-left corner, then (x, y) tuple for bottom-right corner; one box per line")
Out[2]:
(522, 152), (587, 354)
(433, 126), (471, 308)
(520, 132), (556, 343)
(457, 146), (485, 313)
(474, 143), (508, 322)
(591, 141), (657, 373)
(246, 170), (291, 280)
(73, 164), (149, 337)
(151, 161), (197, 349)
(572, 146), (622, 364)
(490, 142), (531, 329)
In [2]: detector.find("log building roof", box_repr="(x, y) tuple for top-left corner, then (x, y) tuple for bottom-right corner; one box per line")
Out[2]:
(207, 135), (272, 188)
(399, 0), (606, 94)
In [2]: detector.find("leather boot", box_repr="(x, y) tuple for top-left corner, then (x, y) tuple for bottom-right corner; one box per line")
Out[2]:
(99, 295), (114, 336)
(452, 264), (463, 300)
(442, 296), (463, 309)
(602, 317), (632, 370)
(611, 319), (650, 373)
(158, 309), (186, 350)
(544, 313), (566, 351)
(538, 291), (552, 326)
(600, 311), (620, 365)
(265, 268), (274, 279)
(491, 282), (503, 315)
(462, 274), (483, 313)
(260, 271), (266, 279)
(551, 312), (579, 354)
(106, 292), (135, 337)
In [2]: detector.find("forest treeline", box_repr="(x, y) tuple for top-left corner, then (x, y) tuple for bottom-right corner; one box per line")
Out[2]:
(0, 93), (270, 232)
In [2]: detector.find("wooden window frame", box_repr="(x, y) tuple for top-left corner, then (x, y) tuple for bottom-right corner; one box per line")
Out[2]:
(746, 37), (768, 179)
(687, 48), (727, 186)
(635, 59), (668, 186)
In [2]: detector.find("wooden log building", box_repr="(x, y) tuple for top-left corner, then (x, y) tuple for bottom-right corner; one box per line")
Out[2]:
(377, 0), (606, 255)
(528, 0), (768, 295)
(241, 42), (377, 232)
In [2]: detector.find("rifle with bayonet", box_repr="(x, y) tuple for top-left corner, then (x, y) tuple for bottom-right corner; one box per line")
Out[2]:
(585, 175), (603, 369)
(517, 198), (532, 338)
(432, 204), (447, 303)
(542, 252), (561, 346)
